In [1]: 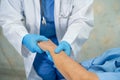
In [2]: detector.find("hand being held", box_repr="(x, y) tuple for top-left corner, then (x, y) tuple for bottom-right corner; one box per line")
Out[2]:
(38, 40), (56, 61)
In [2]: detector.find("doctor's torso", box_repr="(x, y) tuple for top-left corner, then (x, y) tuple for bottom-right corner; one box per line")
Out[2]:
(22, 0), (73, 41)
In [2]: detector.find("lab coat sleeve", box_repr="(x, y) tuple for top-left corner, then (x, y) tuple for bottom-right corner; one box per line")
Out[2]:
(62, 0), (94, 57)
(0, 0), (28, 56)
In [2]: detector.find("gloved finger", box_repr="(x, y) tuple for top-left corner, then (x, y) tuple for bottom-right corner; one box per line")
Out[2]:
(46, 51), (53, 61)
(34, 44), (43, 54)
(46, 51), (50, 55)
(30, 48), (36, 53)
(37, 35), (48, 42)
(54, 44), (64, 54)
(60, 41), (71, 56)
(65, 49), (71, 56)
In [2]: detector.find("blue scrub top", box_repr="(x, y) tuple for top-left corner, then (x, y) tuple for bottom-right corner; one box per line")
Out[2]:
(40, 0), (58, 45)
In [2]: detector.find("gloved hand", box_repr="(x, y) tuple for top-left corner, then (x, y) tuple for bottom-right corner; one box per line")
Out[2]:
(46, 51), (53, 61)
(55, 41), (71, 56)
(22, 34), (48, 53)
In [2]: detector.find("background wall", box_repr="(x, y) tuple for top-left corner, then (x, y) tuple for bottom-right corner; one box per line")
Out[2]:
(0, 0), (120, 79)
(78, 0), (120, 61)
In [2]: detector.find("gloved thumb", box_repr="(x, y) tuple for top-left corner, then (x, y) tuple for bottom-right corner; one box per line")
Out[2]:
(54, 45), (63, 54)
(37, 36), (48, 42)
(34, 44), (43, 54)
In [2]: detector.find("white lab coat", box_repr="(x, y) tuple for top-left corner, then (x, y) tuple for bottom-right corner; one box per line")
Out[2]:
(0, 0), (93, 80)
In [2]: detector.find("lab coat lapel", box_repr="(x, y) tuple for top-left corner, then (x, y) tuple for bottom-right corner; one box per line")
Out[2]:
(54, 0), (61, 41)
(34, 0), (41, 34)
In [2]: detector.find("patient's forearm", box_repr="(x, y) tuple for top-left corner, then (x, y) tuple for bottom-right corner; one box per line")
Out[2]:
(38, 40), (98, 80)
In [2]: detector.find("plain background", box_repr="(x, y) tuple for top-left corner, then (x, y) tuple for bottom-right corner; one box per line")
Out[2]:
(0, 0), (120, 79)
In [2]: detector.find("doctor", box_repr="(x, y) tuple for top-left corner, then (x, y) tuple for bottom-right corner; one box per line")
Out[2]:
(0, 0), (93, 80)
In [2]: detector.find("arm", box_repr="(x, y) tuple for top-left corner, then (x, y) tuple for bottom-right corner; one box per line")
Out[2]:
(0, 0), (28, 55)
(38, 40), (98, 80)
(62, 0), (94, 56)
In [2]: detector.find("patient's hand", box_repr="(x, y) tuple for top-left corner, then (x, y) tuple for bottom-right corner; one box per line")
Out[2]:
(38, 40), (56, 52)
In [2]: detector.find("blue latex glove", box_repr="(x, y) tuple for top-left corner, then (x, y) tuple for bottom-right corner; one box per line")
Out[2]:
(55, 41), (71, 56)
(46, 51), (53, 61)
(22, 34), (48, 53)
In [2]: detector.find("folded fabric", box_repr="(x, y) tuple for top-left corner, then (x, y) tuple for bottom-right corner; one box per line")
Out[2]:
(81, 48), (120, 80)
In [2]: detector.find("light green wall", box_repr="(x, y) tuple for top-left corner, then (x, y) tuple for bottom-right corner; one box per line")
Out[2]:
(0, 0), (120, 79)
(78, 0), (120, 61)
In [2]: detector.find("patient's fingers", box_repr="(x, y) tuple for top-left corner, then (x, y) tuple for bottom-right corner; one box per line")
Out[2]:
(38, 40), (56, 51)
